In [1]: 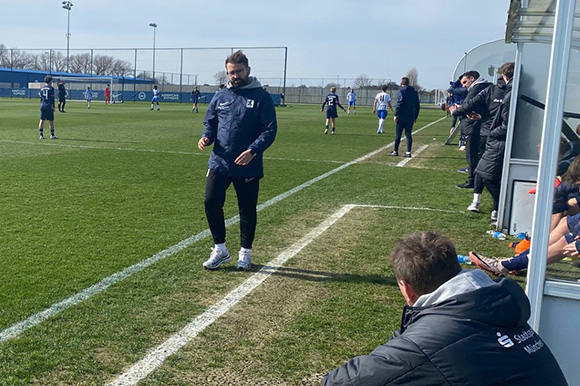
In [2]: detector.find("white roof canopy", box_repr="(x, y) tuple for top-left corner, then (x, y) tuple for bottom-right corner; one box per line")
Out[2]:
(506, 0), (580, 49)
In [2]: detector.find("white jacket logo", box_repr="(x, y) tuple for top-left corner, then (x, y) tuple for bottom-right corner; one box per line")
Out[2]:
(246, 99), (255, 108)
(497, 332), (514, 348)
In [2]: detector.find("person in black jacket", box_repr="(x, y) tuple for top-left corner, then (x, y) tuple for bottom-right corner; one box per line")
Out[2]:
(472, 62), (514, 220)
(323, 231), (568, 386)
(452, 71), (492, 189)
(198, 50), (277, 271)
(57, 80), (67, 113)
(450, 74), (510, 215)
(391, 77), (420, 157)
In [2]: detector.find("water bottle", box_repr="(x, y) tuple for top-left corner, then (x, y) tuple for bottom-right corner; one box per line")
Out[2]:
(515, 232), (527, 240)
(457, 254), (472, 264)
(486, 230), (506, 240)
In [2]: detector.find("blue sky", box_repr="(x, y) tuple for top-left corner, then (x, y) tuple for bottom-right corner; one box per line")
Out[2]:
(1, 0), (511, 89)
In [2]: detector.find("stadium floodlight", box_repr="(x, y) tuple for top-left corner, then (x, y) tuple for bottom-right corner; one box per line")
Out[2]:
(149, 23), (157, 81)
(62, 1), (73, 73)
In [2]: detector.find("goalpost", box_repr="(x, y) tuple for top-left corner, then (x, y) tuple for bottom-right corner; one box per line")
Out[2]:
(51, 75), (123, 103)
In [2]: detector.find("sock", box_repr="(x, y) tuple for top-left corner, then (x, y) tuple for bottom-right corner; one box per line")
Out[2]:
(325, 125), (328, 130)
(50, 128), (55, 136)
(378, 119), (384, 132)
(501, 249), (530, 272)
(473, 193), (481, 203)
(215, 243), (227, 252)
(39, 128), (43, 136)
(240, 247), (251, 253)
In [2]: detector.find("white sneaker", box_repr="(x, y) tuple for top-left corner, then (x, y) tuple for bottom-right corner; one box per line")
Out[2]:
(39, 135), (44, 140)
(202, 247), (231, 270)
(324, 129), (328, 134)
(467, 202), (480, 212)
(237, 249), (251, 271)
(50, 135), (57, 139)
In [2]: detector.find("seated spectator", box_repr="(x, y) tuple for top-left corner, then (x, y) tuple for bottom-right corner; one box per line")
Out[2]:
(323, 232), (567, 386)
(471, 157), (580, 276)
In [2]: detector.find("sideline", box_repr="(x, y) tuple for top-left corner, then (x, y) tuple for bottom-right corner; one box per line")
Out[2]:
(0, 116), (446, 344)
(396, 144), (429, 167)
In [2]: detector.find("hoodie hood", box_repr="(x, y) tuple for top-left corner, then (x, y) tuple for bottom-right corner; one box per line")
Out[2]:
(227, 76), (262, 90)
(469, 77), (488, 90)
(413, 269), (495, 308)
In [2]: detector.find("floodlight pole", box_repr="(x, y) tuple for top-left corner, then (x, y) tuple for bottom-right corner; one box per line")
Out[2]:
(62, 1), (73, 73)
(149, 23), (157, 81)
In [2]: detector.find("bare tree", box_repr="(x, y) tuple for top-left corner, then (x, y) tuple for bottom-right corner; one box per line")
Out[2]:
(0, 44), (9, 67)
(10, 49), (34, 69)
(214, 70), (227, 85)
(52, 51), (67, 72)
(111, 59), (133, 77)
(69, 53), (92, 74)
(93, 54), (114, 75)
(354, 74), (373, 88)
(405, 68), (422, 91)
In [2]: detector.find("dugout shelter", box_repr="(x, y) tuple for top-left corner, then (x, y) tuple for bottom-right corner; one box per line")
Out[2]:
(497, 0), (580, 383)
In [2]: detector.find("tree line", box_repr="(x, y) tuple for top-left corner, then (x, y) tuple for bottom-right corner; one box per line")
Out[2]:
(0, 44), (133, 77)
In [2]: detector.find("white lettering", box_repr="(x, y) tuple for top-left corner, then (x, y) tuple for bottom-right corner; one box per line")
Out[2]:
(524, 339), (544, 354)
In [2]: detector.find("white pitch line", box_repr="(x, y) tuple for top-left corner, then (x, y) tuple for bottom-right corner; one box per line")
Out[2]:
(396, 144), (428, 167)
(0, 116), (446, 344)
(354, 204), (462, 214)
(107, 205), (355, 386)
(0, 140), (346, 165)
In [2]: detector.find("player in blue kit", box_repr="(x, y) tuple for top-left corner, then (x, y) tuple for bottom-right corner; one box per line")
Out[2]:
(38, 76), (57, 139)
(321, 87), (346, 134)
(151, 85), (160, 110)
(346, 88), (357, 114)
(191, 85), (202, 113)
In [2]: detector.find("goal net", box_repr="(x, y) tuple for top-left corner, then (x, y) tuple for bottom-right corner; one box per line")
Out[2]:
(51, 75), (122, 103)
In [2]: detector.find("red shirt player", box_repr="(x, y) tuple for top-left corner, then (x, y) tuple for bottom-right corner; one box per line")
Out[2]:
(105, 84), (111, 105)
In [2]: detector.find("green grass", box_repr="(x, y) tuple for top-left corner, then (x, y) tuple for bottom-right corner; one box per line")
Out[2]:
(0, 98), (575, 385)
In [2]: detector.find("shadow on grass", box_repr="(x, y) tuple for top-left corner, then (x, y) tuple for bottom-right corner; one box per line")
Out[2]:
(222, 264), (399, 286)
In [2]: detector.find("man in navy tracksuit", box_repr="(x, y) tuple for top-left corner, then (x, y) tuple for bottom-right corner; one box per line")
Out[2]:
(391, 77), (420, 157)
(198, 50), (277, 271)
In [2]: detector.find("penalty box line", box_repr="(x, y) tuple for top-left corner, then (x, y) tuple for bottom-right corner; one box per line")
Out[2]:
(0, 117), (445, 345)
(107, 202), (458, 385)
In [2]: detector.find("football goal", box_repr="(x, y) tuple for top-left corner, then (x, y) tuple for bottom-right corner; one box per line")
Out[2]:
(51, 75), (122, 103)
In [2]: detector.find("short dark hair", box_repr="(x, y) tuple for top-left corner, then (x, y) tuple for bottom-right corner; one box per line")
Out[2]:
(381, 84), (388, 92)
(460, 70), (480, 81)
(390, 232), (461, 296)
(498, 62), (515, 80)
(330, 86), (336, 93)
(225, 50), (249, 67)
(44, 75), (53, 84)
(401, 77), (410, 86)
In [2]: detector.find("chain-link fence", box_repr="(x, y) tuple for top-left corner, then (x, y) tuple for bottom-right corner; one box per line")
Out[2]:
(0, 46), (440, 105)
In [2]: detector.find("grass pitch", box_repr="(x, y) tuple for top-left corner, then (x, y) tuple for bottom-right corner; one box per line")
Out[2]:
(0, 98), (574, 385)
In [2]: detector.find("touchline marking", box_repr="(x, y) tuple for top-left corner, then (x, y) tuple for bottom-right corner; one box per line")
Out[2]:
(396, 144), (428, 167)
(0, 140), (346, 165)
(0, 117), (445, 344)
(354, 204), (462, 214)
(107, 205), (354, 386)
